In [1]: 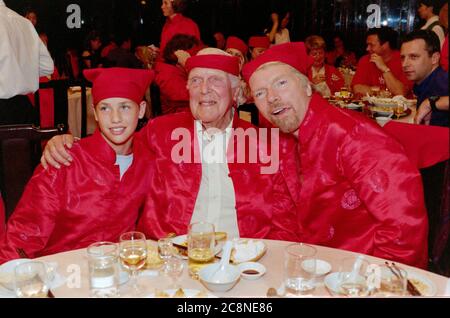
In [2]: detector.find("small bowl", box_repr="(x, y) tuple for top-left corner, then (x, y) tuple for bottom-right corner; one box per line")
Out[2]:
(198, 263), (240, 292)
(301, 259), (332, 276)
(237, 262), (266, 280)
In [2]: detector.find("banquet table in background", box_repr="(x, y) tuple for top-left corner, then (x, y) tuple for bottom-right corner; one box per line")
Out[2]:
(67, 87), (97, 138)
(19, 239), (450, 298)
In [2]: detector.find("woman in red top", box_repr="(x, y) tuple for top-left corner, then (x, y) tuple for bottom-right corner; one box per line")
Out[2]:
(305, 35), (345, 97)
(160, 0), (201, 54)
(155, 34), (200, 114)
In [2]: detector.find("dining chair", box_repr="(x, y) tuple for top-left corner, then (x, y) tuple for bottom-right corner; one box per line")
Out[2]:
(0, 124), (64, 221)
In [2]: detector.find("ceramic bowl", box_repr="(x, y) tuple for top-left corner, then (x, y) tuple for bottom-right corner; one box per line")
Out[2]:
(198, 263), (240, 292)
(237, 262), (266, 280)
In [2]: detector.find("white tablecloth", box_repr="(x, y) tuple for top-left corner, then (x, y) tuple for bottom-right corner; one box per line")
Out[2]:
(2, 239), (444, 298)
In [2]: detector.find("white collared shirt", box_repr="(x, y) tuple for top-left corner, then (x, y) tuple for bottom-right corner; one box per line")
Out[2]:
(0, 0), (54, 98)
(421, 16), (445, 48)
(190, 116), (240, 240)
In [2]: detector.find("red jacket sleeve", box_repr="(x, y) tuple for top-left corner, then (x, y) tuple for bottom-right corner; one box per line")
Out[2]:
(0, 166), (61, 264)
(339, 124), (428, 268)
(155, 64), (189, 102)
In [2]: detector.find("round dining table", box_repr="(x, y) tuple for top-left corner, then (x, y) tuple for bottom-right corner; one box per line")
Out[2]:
(28, 239), (449, 298)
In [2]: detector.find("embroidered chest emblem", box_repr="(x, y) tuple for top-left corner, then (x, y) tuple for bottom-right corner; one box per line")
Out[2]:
(341, 189), (361, 210)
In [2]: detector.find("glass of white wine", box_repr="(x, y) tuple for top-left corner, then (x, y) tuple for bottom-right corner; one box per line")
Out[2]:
(188, 222), (215, 279)
(119, 231), (147, 295)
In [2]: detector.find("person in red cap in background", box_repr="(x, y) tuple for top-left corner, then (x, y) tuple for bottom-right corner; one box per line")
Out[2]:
(242, 42), (429, 269)
(225, 36), (248, 71)
(159, 0), (201, 55)
(225, 36), (252, 107)
(0, 67), (155, 263)
(305, 35), (345, 97)
(248, 36), (271, 60)
(41, 49), (299, 243)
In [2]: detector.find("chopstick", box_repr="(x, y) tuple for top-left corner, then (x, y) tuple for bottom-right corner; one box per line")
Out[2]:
(15, 247), (56, 298)
(385, 261), (421, 296)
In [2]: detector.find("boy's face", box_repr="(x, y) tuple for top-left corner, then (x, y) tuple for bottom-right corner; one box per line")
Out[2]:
(94, 97), (146, 155)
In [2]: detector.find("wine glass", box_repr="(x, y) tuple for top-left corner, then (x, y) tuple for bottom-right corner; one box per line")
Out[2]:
(165, 255), (184, 289)
(119, 231), (147, 295)
(158, 238), (174, 272)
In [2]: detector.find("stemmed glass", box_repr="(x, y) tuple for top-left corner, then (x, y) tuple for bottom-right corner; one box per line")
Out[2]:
(165, 255), (184, 289)
(158, 238), (174, 272)
(119, 231), (148, 295)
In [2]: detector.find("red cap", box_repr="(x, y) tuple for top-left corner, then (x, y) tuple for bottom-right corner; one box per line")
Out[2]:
(248, 36), (270, 49)
(226, 36), (248, 55)
(242, 42), (314, 83)
(185, 54), (240, 76)
(83, 67), (154, 105)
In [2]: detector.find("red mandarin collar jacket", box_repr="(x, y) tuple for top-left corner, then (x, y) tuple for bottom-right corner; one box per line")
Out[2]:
(0, 130), (153, 263)
(136, 111), (300, 241)
(283, 94), (428, 269)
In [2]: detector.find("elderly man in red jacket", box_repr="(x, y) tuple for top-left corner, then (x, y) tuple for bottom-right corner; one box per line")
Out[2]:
(242, 42), (429, 269)
(41, 48), (300, 243)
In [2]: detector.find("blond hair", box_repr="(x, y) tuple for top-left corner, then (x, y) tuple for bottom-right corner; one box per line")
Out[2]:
(305, 35), (326, 52)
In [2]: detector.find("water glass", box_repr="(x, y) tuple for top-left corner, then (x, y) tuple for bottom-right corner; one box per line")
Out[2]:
(188, 222), (215, 279)
(338, 255), (370, 296)
(284, 243), (317, 295)
(14, 261), (50, 298)
(368, 264), (407, 297)
(87, 241), (119, 298)
(165, 255), (184, 289)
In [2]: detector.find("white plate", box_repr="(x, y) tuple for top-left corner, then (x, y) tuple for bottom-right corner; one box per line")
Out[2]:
(345, 103), (363, 110)
(230, 239), (267, 264)
(302, 259), (332, 276)
(172, 235), (223, 259)
(146, 288), (216, 298)
(407, 270), (437, 296)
